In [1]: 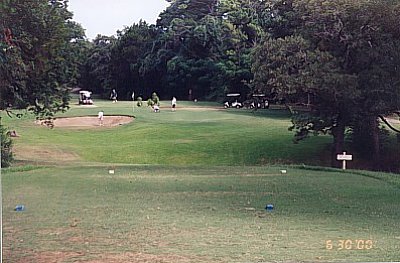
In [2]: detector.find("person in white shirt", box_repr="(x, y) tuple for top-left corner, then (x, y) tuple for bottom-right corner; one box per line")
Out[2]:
(171, 97), (177, 111)
(98, 111), (104, 126)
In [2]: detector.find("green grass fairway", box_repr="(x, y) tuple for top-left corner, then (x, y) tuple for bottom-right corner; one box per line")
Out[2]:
(1, 100), (400, 262)
(3, 100), (330, 167)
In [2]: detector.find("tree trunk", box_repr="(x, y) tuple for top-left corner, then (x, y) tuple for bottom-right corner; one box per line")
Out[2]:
(367, 116), (381, 170)
(331, 121), (346, 168)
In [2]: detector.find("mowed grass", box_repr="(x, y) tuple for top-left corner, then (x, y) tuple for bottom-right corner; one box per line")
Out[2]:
(1, 100), (400, 262)
(3, 166), (400, 262)
(3, 100), (330, 166)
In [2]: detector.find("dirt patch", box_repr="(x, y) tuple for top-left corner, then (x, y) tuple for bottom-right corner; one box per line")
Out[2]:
(13, 145), (80, 163)
(37, 116), (134, 128)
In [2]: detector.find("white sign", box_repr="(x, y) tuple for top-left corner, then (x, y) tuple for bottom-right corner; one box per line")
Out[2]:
(336, 151), (353, 170)
(337, 154), (353, 161)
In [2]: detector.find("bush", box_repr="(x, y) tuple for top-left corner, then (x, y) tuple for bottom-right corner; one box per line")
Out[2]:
(151, 92), (160, 106)
(136, 96), (143, 107)
(147, 98), (154, 107)
(1, 124), (13, 168)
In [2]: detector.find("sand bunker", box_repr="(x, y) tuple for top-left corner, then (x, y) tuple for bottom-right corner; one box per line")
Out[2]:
(38, 116), (134, 128)
(386, 117), (400, 124)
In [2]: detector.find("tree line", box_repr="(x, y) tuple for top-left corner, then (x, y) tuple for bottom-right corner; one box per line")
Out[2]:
(1, 0), (400, 169)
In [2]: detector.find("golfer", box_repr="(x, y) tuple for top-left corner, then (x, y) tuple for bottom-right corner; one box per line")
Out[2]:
(171, 97), (177, 111)
(98, 110), (104, 126)
(110, 89), (117, 103)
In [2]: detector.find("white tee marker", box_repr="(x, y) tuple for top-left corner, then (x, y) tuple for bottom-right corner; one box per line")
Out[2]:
(337, 151), (353, 170)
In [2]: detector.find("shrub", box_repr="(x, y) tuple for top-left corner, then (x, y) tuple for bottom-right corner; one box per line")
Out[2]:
(0, 123), (13, 168)
(151, 92), (160, 105)
(147, 98), (154, 107)
(136, 96), (143, 107)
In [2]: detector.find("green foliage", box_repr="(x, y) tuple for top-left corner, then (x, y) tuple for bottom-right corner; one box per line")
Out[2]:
(149, 0), (265, 99)
(81, 35), (116, 96)
(0, 0), (83, 118)
(136, 96), (143, 107)
(75, 0), (273, 100)
(112, 21), (160, 99)
(0, 122), (13, 168)
(145, 92), (160, 106)
(253, 35), (358, 142)
(252, 0), (400, 167)
(0, 0), (87, 166)
(151, 92), (160, 105)
(147, 98), (154, 107)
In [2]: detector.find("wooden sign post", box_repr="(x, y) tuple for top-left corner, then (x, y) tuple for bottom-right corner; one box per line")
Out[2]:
(336, 151), (353, 170)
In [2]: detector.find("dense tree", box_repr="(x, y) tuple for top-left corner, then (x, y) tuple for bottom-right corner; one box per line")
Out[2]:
(111, 21), (160, 99)
(152, 0), (267, 100)
(0, 0), (85, 166)
(81, 35), (116, 97)
(155, 0), (222, 99)
(252, 0), (400, 168)
(63, 21), (91, 90)
(79, 0), (268, 101)
(0, 0), (83, 117)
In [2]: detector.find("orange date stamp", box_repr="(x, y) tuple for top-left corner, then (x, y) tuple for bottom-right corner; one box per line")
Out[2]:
(325, 239), (374, 250)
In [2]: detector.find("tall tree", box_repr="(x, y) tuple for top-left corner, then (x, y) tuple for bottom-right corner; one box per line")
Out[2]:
(0, 0), (85, 166)
(0, 0), (83, 117)
(82, 35), (116, 96)
(111, 21), (160, 99)
(252, 0), (400, 168)
(153, 0), (266, 100)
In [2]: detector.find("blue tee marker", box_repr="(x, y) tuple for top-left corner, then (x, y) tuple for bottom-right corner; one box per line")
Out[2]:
(15, 205), (25, 211)
(265, 204), (274, 211)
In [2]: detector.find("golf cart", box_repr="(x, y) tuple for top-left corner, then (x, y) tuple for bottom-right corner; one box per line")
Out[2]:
(251, 94), (269, 109)
(79, 90), (93, 105)
(224, 93), (243, 108)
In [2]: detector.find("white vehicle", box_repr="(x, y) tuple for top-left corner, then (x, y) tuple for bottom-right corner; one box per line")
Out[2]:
(224, 93), (243, 108)
(252, 94), (269, 109)
(231, 100), (243, 108)
(79, 90), (93, 105)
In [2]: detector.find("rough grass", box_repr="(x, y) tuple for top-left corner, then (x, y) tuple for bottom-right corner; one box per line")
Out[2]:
(3, 165), (400, 262)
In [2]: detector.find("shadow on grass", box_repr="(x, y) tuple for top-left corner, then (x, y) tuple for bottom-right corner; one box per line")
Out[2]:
(224, 107), (292, 121)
